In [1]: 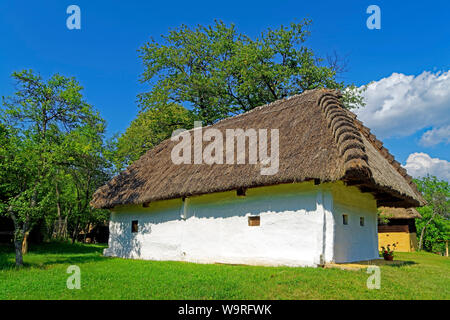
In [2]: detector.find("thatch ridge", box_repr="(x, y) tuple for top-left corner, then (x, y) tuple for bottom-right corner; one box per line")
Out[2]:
(318, 92), (372, 181)
(91, 89), (425, 209)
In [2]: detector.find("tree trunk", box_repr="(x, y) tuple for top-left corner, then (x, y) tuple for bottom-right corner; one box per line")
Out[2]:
(63, 215), (68, 239)
(8, 202), (24, 267)
(21, 231), (30, 255)
(55, 182), (63, 238)
(446, 241), (448, 257)
(14, 239), (23, 267)
(72, 220), (79, 244)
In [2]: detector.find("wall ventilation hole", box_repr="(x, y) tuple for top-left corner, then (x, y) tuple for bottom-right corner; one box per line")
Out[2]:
(248, 216), (260, 226)
(237, 188), (247, 197)
(343, 215), (348, 225)
(131, 220), (139, 233)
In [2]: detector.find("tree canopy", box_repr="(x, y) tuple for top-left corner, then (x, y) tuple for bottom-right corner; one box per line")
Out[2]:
(139, 20), (362, 125)
(115, 20), (363, 170)
(414, 176), (449, 253)
(0, 70), (112, 266)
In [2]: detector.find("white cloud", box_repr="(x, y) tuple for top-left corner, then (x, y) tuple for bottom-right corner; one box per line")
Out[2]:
(419, 125), (450, 146)
(355, 70), (450, 140)
(403, 152), (450, 181)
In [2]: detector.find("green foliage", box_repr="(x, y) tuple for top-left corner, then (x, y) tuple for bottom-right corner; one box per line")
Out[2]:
(0, 70), (112, 264)
(139, 20), (363, 126)
(416, 206), (449, 253)
(377, 208), (391, 225)
(114, 103), (194, 170)
(414, 176), (449, 253)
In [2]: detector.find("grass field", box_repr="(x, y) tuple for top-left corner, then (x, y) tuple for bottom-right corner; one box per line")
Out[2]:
(0, 242), (449, 300)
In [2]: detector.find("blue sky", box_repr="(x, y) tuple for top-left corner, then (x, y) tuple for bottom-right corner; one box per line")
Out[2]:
(0, 0), (449, 179)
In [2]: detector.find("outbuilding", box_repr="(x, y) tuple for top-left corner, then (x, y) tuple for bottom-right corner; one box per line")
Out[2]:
(378, 207), (422, 252)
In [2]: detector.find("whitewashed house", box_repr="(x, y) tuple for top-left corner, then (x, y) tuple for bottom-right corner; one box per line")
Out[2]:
(91, 89), (424, 267)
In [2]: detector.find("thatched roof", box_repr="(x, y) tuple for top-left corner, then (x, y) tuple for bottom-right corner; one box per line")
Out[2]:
(378, 206), (422, 219)
(91, 89), (425, 209)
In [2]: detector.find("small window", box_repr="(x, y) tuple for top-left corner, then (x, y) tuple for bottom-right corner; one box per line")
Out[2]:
(131, 220), (139, 233)
(342, 214), (348, 225)
(360, 217), (365, 226)
(237, 187), (246, 197)
(142, 202), (150, 208)
(248, 216), (260, 226)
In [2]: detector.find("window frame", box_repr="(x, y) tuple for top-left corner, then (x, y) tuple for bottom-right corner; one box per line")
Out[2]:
(342, 214), (349, 225)
(237, 187), (247, 197)
(131, 220), (139, 233)
(248, 215), (260, 226)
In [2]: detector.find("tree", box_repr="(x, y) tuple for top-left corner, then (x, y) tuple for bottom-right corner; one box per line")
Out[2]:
(55, 122), (112, 243)
(414, 176), (449, 252)
(0, 124), (40, 265)
(138, 20), (363, 126)
(0, 70), (106, 266)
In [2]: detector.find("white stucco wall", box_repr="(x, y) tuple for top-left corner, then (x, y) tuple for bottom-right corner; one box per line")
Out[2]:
(104, 181), (379, 266)
(331, 183), (379, 263)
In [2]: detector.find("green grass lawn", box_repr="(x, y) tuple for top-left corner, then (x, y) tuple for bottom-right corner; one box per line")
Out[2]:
(0, 242), (449, 300)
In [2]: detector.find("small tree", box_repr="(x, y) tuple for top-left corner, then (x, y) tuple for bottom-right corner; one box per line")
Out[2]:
(415, 176), (449, 252)
(1, 70), (103, 266)
(0, 125), (42, 265)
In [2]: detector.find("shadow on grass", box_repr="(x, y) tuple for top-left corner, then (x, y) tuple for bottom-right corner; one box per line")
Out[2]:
(29, 241), (106, 254)
(0, 241), (105, 254)
(31, 255), (107, 270)
(384, 260), (417, 268)
(0, 241), (107, 270)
